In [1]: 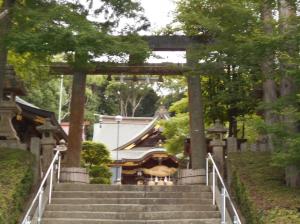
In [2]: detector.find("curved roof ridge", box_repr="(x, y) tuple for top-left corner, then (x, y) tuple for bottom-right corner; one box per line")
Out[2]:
(16, 96), (40, 109)
(137, 147), (166, 159)
(114, 115), (160, 151)
(112, 147), (176, 162)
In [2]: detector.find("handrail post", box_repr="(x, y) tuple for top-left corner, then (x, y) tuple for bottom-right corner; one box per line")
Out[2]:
(57, 153), (61, 183)
(49, 165), (54, 204)
(212, 166), (216, 205)
(233, 215), (238, 224)
(21, 151), (61, 224)
(221, 187), (226, 224)
(37, 190), (43, 224)
(25, 216), (30, 224)
(207, 153), (241, 224)
(206, 157), (209, 186)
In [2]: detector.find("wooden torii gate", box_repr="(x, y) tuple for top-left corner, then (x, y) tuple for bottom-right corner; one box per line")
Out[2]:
(52, 35), (208, 170)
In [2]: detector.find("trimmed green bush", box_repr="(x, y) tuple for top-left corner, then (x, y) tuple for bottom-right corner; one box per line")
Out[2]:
(0, 148), (34, 224)
(81, 141), (112, 184)
(228, 152), (300, 224)
(230, 168), (263, 224)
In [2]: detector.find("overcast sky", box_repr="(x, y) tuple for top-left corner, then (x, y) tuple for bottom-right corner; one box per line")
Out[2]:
(138, 0), (185, 63)
(139, 0), (176, 33)
(86, 0), (185, 63)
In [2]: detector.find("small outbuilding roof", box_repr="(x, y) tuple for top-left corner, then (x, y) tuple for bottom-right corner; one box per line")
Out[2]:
(16, 97), (68, 141)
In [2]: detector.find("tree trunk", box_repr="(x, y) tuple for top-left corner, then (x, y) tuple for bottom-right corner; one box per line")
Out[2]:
(278, 0), (300, 188)
(0, 0), (15, 101)
(285, 166), (300, 188)
(131, 96), (143, 117)
(186, 47), (206, 169)
(278, 0), (297, 115)
(260, 1), (278, 151)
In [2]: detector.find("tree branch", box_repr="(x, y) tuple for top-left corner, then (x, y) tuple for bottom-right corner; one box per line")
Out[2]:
(0, 10), (8, 20)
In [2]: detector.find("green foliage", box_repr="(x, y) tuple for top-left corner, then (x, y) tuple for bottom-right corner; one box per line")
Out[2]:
(9, 52), (52, 86)
(135, 89), (160, 117)
(237, 115), (266, 143)
(82, 141), (111, 165)
(160, 113), (189, 155)
(158, 76), (187, 112)
(81, 141), (112, 184)
(228, 152), (300, 223)
(8, 0), (150, 66)
(0, 148), (34, 224)
(263, 208), (300, 224)
(160, 95), (190, 156)
(4, 0), (151, 119)
(169, 97), (188, 114)
(170, 0), (261, 136)
(249, 102), (300, 168)
(89, 166), (112, 184)
(23, 78), (61, 114)
(230, 164), (263, 224)
(271, 128), (300, 168)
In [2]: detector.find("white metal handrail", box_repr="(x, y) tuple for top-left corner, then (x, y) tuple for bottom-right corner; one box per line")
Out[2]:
(206, 153), (242, 224)
(21, 150), (61, 224)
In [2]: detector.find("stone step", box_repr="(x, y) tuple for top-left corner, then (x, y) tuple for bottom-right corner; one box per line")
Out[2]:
(51, 197), (212, 205)
(54, 184), (210, 192)
(42, 218), (221, 224)
(46, 204), (217, 212)
(43, 183), (221, 224)
(52, 191), (212, 199)
(43, 211), (221, 220)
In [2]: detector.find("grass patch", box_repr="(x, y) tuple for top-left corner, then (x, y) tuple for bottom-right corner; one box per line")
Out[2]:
(0, 148), (34, 224)
(228, 151), (300, 224)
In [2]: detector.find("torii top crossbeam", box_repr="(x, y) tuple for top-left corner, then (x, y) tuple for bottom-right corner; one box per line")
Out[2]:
(50, 35), (209, 75)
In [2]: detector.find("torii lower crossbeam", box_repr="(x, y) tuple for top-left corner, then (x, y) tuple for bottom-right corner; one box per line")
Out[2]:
(50, 63), (189, 75)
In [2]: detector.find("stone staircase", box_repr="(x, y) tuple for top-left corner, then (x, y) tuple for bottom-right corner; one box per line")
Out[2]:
(42, 183), (221, 224)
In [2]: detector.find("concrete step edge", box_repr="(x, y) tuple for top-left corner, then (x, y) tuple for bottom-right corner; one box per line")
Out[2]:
(50, 198), (212, 200)
(42, 218), (221, 221)
(44, 211), (219, 214)
(52, 190), (211, 193)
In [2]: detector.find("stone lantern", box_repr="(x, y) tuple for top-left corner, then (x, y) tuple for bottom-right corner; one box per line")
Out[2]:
(0, 65), (26, 149)
(37, 118), (59, 174)
(207, 120), (227, 175)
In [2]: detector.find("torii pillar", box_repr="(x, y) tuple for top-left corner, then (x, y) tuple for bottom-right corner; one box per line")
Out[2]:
(186, 47), (206, 169)
(66, 70), (87, 167)
(65, 68), (207, 169)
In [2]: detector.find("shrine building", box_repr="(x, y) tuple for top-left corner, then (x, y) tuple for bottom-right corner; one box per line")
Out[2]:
(92, 107), (179, 185)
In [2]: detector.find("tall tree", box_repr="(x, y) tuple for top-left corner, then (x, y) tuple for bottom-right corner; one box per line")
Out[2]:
(7, 0), (150, 167)
(0, 0), (15, 101)
(260, 0), (278, 151)
(106, 80), (155, 117)
(278, 0), (297, 119)
(277, 0), (300, 187)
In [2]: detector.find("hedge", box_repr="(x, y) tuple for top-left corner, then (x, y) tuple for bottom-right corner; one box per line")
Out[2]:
(0, 148), (34, 224)
(228, 151), (300, 224)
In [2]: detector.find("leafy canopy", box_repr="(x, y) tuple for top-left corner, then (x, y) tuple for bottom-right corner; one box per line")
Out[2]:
(8, 0), (150, 69)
